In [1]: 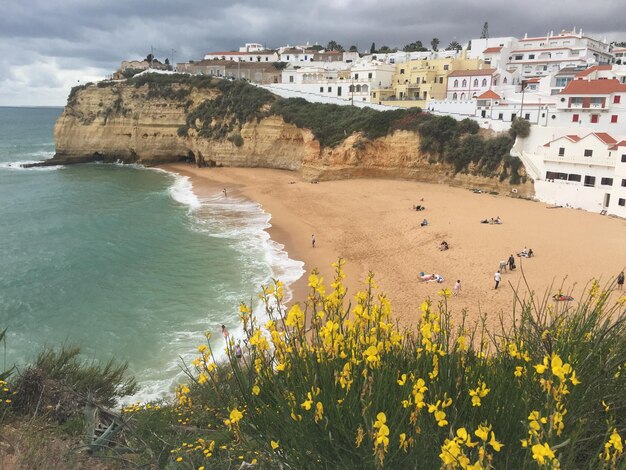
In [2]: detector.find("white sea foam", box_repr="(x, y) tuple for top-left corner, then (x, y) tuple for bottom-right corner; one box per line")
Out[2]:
(0, 159), (63, 171)
(123, 166), (304, 402)
(167, 174), (201, 211)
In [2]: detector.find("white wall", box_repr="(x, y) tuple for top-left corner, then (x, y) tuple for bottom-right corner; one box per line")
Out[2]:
(258, 84), (398, 111)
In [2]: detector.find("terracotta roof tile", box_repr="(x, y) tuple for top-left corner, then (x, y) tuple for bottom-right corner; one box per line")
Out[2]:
(608, 140), (626, 150)
(483, 47), (502, 53)
(447, 68), (496, 77)
(592, 132), (617, 145)
(560, 79), (626, 95)
(477, 90), (501, 99)
(575, 65), (612, 78)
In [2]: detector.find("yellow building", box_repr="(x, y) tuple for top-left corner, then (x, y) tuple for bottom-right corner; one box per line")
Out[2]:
(372, 51), (485, 108)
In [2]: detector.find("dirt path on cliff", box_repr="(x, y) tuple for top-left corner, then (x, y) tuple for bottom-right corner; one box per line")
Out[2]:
(162, 164), (626, 331)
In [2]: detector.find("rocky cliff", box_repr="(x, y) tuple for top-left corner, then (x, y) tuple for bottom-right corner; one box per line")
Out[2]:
(49, 75), (533, 196)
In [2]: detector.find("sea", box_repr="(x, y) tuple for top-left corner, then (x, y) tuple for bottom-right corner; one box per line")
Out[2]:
(0, 106), (303, 401)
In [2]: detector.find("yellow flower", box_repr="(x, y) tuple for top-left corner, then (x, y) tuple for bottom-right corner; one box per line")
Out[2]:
(252, 385), (260, 396)
(271, 440), (280, 450)
(475, 424), (490, 442)
(489, 432), (503, 452)
(531, 442), (555, 465)
(285, 304), (305, 329)
(397, 373), (407, 386)
(197, 344), (207, 353)
(606, 429), (623, 453)
(315, 402), (324, 422)
(399, 433), (408, 451)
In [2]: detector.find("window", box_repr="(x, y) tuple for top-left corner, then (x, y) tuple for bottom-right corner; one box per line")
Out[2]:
(482, 78), (487, 86)
(328, 86), (332, 92)
(601, 177), (614, 186)
(498, 113), (503, 120)
(584, 175), (596, 187)
(614, 95), (621, 104)
(584, 149), (593, 157)
(558, 147), (565, 156)
(529, 54), (535, 59)
(454, 79), (458, 87)
(515, 55), (523, 60)
(525, 113), (530, 120)
(337, 87), (342, 96)
(619, 198), (626, 206)
(503, 77), (507, 84)
(568, 174), (581, 182)
(439, 77), (443, 84)
(591, 114), (599, 123)
(354, 73), (359, 79)
(368, 72), (372, 79)
(400, 69), (405, 74)
(622, 154), (626, 162)
(320, 87), (324, 92)
(462, 79), (467, 87)
(572, 114), (579, 122)
(611, 115), (618, 123)
(473, 79), (478, 86)
(622, 179), (626, 187)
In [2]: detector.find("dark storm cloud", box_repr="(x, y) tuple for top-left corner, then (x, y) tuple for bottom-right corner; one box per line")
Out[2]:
(1, 0), (625, 105)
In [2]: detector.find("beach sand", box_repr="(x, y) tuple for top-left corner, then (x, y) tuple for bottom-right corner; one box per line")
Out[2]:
(162, 163), (626, 330)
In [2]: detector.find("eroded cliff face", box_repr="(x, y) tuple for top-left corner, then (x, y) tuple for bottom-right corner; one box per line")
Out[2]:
(52, 81), (533, 196)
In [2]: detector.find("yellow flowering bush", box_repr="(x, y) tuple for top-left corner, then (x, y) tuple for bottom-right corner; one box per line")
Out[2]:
(170, 262), (625, 469)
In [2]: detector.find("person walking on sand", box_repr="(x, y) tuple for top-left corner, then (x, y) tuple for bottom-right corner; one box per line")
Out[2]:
(311, 234), (316, 248)
(223, 188), (227, 198)
(508, 254), (515, 271)
(494, 271), (501, 290)
(454, 280), (461, 296)
(618, 271), (625, 290)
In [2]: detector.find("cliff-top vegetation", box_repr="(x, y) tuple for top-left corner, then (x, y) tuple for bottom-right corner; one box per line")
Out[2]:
(2, 262), (625, 469)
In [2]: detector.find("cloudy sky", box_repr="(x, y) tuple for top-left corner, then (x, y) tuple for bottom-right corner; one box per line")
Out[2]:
(1, 0), (625, 106)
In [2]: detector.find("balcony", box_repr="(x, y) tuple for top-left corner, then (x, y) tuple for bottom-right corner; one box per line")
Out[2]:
(543, 155), (615, 167)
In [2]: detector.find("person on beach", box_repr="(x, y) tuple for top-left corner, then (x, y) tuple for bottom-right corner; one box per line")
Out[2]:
(311, 234), (316, 248)
(494, 271), (501, 289)
(223, 188), (227, 198)
(499, 260), (507, 273)
(454, 280), (461, 296)
(618, 271), (625, 290)
(221, 324), (229, 339)
(508, 254), (516, 271)
(421, 219), (429, 227)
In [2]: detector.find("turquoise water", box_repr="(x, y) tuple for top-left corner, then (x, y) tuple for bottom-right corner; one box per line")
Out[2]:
(0, 107), (303, 400)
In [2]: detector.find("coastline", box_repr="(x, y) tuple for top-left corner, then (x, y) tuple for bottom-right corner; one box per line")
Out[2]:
(161, 163), (626, 329)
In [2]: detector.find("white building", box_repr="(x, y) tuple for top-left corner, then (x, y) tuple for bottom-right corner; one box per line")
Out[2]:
(203, 50), (280, 62)
(516, 129), (626, 217)
(239, 43), (265, 53)
(506, 29), (611, 78)
(278, 61), (395, 103)
(469, 30), (612, 79)
(613, 47), (626, 64)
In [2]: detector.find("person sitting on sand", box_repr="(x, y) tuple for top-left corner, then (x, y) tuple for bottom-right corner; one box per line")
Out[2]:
(439, 241), (449, 251)
(421, 219), (429, 227)
(494, 216), (502, 224)
(414, 205), (425, 211)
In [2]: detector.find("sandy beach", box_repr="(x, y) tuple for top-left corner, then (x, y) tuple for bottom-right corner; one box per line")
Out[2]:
(162, 163), (626, 329)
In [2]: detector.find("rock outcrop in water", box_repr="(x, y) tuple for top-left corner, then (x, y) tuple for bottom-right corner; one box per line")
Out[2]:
(48, 74), (533, 196)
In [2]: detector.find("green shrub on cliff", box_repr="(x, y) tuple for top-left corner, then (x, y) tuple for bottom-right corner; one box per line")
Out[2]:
(184, 81), (275, 139)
